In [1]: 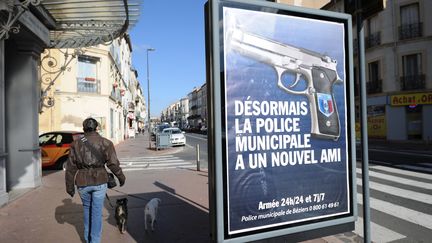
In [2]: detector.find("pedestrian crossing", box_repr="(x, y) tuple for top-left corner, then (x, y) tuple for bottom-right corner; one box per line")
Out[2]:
(116, 154), (431, 241)
(118, 155), (196, 171)
(354, 164), (432, 242)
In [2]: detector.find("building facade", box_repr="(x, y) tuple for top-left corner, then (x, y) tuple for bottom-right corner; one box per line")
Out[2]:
(39, 36), (142, 144)
(187, 87), (200, 129)
(324, 0), (432, 141)
(179, 97), (189, 129)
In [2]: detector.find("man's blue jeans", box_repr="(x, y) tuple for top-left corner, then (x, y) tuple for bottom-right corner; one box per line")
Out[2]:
(78, 183), (107, 243)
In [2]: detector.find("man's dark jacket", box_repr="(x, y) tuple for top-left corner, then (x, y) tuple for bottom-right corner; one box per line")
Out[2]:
(65, 131), (125, 196)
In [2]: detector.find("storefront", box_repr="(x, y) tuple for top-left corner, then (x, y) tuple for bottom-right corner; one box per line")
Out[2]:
(355, 92), (432, 142)
(388, 92), (432, 141)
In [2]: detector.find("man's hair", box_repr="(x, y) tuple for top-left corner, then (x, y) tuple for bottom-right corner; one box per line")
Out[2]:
(83, 118), (99, 132)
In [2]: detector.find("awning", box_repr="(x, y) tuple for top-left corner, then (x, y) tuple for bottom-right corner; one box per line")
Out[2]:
(41, 0), (141, 48)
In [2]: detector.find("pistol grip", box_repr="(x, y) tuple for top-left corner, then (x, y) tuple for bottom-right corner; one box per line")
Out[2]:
(311, 67), (340, 140)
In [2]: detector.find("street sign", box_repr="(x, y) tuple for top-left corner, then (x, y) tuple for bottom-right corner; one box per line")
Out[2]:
(206, 0), (356, 242)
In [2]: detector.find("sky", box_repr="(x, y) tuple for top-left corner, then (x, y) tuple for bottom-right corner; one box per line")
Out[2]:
(129, 0), (208, 117)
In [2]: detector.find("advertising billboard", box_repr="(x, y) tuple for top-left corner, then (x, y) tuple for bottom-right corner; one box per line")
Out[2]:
(206, 1), (356, 242)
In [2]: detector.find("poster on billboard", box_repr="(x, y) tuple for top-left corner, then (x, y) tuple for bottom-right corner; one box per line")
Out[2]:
(206, 0), (356, 242)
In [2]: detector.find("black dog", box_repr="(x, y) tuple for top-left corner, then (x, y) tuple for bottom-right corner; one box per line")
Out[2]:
(115, 198), (128, 234)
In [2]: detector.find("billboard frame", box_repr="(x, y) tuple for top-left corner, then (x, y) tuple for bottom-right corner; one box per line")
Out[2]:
(205, 0), (357, 242)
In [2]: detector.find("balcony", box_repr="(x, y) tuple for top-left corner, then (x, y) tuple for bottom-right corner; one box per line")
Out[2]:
(367, 79), (382, 94)
(400, 74), (425, 91)
(365, 32), (381, 49)
(110, 88), (121, 103)
(399, 22), (422, 40)
(77, 77), (100, 93)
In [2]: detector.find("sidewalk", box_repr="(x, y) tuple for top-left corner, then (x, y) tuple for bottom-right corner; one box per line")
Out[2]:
(0, 133), (210, 243)
(0, 133), (355, 243)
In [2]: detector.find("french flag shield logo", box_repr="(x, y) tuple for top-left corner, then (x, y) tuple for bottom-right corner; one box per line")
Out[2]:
(317, 93), (334, 117)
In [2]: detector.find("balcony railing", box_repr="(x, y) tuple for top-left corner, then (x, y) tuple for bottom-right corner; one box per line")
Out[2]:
(110, 88), (121, 102)
(77, 77), (100, 93)
(400, 74), (425, 90)
(399, 22), (422, 40)
(365, 32), (381, 48)
(367, 79), (382, 94)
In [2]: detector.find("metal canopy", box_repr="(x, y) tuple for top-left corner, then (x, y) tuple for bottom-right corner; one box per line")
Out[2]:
(42, 0), (142, 48)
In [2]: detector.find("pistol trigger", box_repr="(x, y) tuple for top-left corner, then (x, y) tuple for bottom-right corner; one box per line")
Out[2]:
(289, 73), (302, 88)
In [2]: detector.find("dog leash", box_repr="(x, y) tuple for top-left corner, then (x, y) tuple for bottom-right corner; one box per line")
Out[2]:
(109, 188), (151, 203)
(105, 188), (150, 208)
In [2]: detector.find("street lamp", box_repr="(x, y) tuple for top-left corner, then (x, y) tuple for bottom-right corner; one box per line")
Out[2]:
(146, 48), (155, 148)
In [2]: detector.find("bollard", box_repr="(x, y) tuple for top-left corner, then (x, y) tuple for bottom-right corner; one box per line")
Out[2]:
(196, 144), (200, 171)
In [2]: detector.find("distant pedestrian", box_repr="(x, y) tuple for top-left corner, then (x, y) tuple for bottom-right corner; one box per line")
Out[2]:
(65, 117), (125, 243)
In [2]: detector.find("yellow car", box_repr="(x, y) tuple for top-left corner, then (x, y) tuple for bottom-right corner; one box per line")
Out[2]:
(39, 131), (84, 170)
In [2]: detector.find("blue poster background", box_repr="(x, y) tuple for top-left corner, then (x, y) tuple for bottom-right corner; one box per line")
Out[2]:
(223, 7), (350, 234)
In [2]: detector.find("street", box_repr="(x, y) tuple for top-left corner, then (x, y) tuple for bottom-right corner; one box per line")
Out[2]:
(119, 133), (432, 242)
(182, 133), (432, 242)
(0, 133), (431, 243)
(367, 147), (432, 174)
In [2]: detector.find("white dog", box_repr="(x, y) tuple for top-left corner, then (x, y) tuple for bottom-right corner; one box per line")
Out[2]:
(144, 198), (161, 231)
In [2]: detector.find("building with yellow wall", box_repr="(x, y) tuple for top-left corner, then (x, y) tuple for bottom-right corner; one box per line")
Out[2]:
(39, 35), (143, 144)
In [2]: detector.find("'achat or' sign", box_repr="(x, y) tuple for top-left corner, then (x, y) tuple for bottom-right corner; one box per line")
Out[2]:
(206, 1), (356, 242)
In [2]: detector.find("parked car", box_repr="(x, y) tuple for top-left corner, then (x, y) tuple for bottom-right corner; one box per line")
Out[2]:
(151, 123), (171, 140)
(161, 127), (186, 146)
(39, 131), (84, 170)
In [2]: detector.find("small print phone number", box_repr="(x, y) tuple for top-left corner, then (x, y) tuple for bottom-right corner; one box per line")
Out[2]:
(309, 201), (340, 211)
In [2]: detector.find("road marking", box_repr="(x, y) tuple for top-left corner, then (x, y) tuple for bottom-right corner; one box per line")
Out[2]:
(357, 178), (432, 204)
(358, 194), (432, 230)
(369, 148), (432, 158)
(370, 165), (432, 180)
(120, 159), (184, 164)
(354, 216), (405, 242)
(124, 162), (192, 167)
(356, 168), (432, 189)
(122, 165), (196, 171)
(396, 164), (432, 174)
(119, 155), (194, 171)
(120, 155), (177, 160)
(185, 133), (207, 141)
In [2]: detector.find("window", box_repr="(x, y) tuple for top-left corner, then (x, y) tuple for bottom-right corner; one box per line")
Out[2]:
(401, 53), (424, 90)
(39, 133), (62, 146)
(403, 54), (421, 76)
(39, 134), (56, 145)
(77, 56), (99, 93)
(368, 61), (379, 82)
(61, 134), (74, 144)
(399, 3), (422, 40)
(367, 61), (381, 93)
(406, 105), (422, 140)
(365, 16), (380, 48)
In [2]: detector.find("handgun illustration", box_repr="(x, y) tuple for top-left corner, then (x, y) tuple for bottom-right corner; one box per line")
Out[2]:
(227, 28), (343, 140)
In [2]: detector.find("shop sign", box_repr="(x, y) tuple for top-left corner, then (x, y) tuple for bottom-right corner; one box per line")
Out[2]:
(368, 115), (386, 138)
(390, 93), (432, 106)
